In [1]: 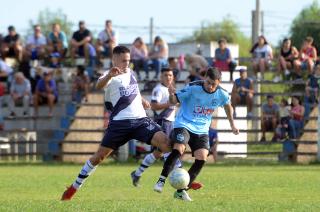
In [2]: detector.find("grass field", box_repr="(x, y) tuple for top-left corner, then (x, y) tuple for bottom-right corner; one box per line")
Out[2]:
(1, 162), (320, 211)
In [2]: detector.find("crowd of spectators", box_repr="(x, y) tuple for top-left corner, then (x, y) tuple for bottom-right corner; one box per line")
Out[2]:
(0, 19), (319, 142)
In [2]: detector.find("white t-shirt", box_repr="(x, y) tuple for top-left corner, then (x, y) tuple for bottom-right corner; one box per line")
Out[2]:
(98, 30), (117, 46)
(0, 60), (13, 75)
(99, 69), (146, 120)
(253, 44), (272, 59)
(26, 34), (47, 46)
(151, 83), (175, 122)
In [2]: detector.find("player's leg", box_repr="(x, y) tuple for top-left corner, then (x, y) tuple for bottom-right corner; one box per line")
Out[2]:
(61, 146), (113, 201)
(131, 149), (162, 187)
(174, 133), (209, 201)
(154, 128), (188, 193)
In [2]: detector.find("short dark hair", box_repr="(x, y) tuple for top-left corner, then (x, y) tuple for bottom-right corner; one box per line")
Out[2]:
(168, 57), (177, 64)
(161, 68), (173, 73)
(113, 46), (130, 55)
(218, 38), (227, 44)
(8, 26), (15, 31)
(205, 67), (221, 80)
(106, 20), (112, 25)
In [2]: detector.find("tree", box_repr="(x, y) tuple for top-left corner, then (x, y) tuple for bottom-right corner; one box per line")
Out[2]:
(180, 17), (251, 57)
(27, 8), (73, 38)
(290, 0), (320, 50)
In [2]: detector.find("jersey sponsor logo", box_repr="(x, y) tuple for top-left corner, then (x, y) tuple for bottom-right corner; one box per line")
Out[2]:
(176, 133), (185, 142)
(119, 84), (138, 97)
(193, 106), (214, 117)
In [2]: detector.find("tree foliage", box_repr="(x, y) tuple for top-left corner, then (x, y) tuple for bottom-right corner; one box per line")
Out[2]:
(290, 0), (320, 50)
(180, 17), (251, 57)
(28, 8), (73, 38)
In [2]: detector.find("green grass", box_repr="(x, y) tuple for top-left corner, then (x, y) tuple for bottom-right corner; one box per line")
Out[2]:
(0, 163), (320, 211)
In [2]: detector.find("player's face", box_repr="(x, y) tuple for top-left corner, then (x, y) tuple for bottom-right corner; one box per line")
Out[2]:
(113, 53), (130, 71)
(204, 77), (220, 93)
(161, 71), (174, 86)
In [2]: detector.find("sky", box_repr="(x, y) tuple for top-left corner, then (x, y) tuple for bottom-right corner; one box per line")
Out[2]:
(0, 0), (316, 45)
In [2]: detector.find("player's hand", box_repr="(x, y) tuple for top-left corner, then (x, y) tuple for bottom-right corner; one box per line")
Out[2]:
(232, 126), (240, 135)
(107, 67), (123, 78)
(142, 99), (151, 109)
(168, 82), (176, 95)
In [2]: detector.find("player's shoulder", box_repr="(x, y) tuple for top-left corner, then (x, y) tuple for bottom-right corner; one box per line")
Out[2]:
(216, 86), (229, 95)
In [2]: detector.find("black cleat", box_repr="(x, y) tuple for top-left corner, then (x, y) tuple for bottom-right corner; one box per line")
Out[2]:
(130, 171), (141, 187)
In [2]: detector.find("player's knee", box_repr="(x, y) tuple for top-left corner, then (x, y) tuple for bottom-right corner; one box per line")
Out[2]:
(173, 143), (185, 155)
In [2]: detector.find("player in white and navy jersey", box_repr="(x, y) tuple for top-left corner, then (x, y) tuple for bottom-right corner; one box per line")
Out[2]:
(130, 68), (183, 186)
(154, 67), (239, 201)
(61, 46), (171, 201)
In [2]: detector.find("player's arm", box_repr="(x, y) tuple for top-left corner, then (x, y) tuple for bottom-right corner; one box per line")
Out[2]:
(168, 82), (179, 105)
(151, 101), (171, 110)
(141, 97), (151, 109)
(223, 103), (239, 135)
(96, 67), (122, 89)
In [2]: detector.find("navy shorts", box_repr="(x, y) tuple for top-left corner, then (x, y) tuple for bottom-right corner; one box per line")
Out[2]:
(170, 128), (209, 154)
(101, 117), (162, 150)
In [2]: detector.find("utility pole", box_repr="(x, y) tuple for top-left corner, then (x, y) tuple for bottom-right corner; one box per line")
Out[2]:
(252, 0), (261, 45)
(149, 17), (154, 45)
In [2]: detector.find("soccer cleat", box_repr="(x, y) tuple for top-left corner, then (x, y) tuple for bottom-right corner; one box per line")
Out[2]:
(189, 181), (203, 190)
(174, 190), (192, 201)
(130, 171), (141, 187)
(154, 179), (165, 193)
(61, 185), (77, 201)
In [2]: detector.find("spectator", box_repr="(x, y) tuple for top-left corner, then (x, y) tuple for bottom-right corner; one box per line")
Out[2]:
(26, 25), (47, 60)
(293, 36), (317, 77)
(273, 38), (299, 82)
(260, 95), (279, 142)
(288, 96), (305, 139)
(184, 53), (208, 83)
(8, 72), (31, 117)
(47, 23), (68, 58)
(250, 35), (273, 80)
(304, 64), (320, 118)
(213, 38), (237, 81)
(0, 58), (13, 83)
(1, 26), (23, 61)
(71, 21), (91, 64)
(72, 65), (89, 103)
(130, 37), (149, 81)
(96, 20), (117, 60)
(231, 68), (254, 118)
(149, 36), (169, 79)
(49, 52), (61, 68)
(275, 99), (291, 140)
(33, 70), (58, 116)
(168, 57), (181, 81)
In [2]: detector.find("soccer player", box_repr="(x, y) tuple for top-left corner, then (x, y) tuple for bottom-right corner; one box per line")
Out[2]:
(153, 67), (239, 201)
(61, 46), (171, 201)
(130, 68), (179, 186)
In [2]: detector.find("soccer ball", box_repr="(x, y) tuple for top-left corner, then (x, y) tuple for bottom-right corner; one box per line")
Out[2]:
(168, 168), (190, 189)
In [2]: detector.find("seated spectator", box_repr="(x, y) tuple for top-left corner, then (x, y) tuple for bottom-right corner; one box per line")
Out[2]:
(213, 38), (237, 81)
(184, 53), (208, 83)
(231, 68), (254, 118)
(250, 35), (273, 80)
(70, 21), (92, 64)
(275, 99), (291, 140)
(288, 96), (305, 139)
(273, 38), (299, 82)
(0, 58), (13, 83)
(8, 72), (31, 117)
(96, 20), (117, 61)
(149, 36), (169, 79)
(1, 26), (23, 61)
(47, 23), (68, 58)
(25, 25), (47, 61)
(49, 52), (61, 68)
(33, 70), (58, 116)
(72, 65), (89, 103)
(261, 95), (279, 142)
(130, 37), (149, 81)
(168, 57), (181, 81)
(293, 36), (317, 77)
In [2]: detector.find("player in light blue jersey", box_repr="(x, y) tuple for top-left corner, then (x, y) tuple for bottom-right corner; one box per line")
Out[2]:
(154, 67), (239, 201)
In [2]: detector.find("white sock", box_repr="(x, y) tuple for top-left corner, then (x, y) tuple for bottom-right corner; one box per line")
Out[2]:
(73, 160), (97, 189)
(163, 152), (182, 169)
(135, 153), (157, 177)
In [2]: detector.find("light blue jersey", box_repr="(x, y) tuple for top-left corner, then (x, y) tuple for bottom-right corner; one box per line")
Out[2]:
(174, 81), (230, 134)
